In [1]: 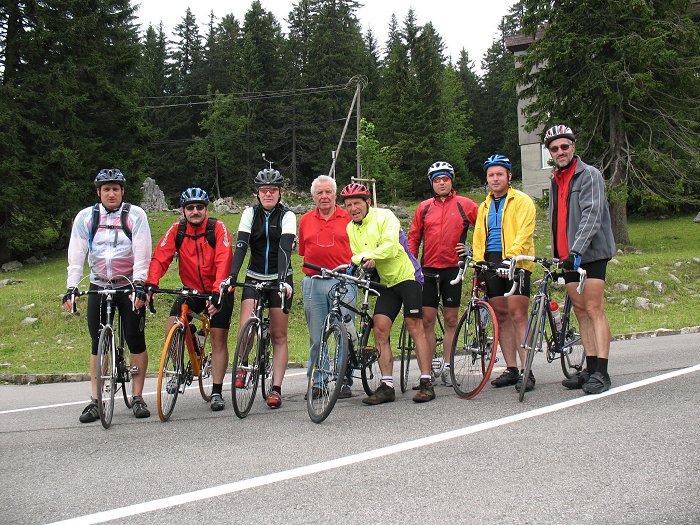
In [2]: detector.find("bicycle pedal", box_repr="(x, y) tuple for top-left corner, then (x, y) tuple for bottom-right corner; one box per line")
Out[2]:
(130, 366), (139, 377)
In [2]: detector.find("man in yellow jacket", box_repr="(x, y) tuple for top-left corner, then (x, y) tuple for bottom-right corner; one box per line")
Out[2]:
(472, 154), (537, 393)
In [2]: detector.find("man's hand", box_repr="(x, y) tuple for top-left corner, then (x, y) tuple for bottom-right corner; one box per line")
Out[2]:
(346, 263), (359, 276)
(220, 276), (235, 295)
(360, 258), (376, 269)
(278, 281), (293, 300)
(206, 293), (222, 315)
(561, 252), (582, 271)
(62, 287), (79, 312)
(496, 259), (512, 278)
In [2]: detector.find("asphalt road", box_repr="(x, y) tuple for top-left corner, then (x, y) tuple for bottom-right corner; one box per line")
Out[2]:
(1, 333), (699, 525)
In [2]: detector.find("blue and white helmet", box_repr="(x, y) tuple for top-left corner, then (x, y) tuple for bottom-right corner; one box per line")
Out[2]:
(94, 169), (126, 188)
(427, 161), (455, 182)
(482, 154), (512, 172)
(179, 187), (209, 207)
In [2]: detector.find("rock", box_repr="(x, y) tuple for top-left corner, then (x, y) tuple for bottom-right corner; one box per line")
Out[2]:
(648, 280), (665, 293)
(620, 299), (629, 306)
(635, 297), (651, 309)
(288, 205), (308, 215)
(1, 261), (22, 272)
(675, 261), (683, 268)
(20, 304), (35, 312)
(24, 256), (43, 265)
(694, 257), (700, 263)
(140, 177), (169, 212)
(211, 197), (241, 214)
(609, 258), (620, 265)
(694, 212), (700, 223)
(614, 283), (629, 292)
(639, 266), (651, 272)
(20, 317), (38, 326)
(616, 249), (623, 255)
(388, 205), (411, 219)
(668, 273), (681, 284)
(0, 278), (22, 287)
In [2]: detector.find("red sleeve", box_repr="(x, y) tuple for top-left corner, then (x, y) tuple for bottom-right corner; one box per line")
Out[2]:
(147, 222), (178, 286)
(465, 198), (479, 225)
(407, 203), (424, 257)
(297, 214), (307, 257)
(212, 220), (233, 291)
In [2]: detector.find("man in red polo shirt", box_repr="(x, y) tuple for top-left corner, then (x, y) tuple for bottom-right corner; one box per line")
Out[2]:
(298, 175), (356, 398)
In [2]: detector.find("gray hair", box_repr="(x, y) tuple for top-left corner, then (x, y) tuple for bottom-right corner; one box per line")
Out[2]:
(310, 174), (337, 195)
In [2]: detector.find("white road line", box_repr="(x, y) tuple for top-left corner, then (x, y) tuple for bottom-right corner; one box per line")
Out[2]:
(49, 364), (700, 525)
(0, 371), (307, 415)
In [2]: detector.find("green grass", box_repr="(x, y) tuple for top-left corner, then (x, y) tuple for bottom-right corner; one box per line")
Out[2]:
(1, 208), (698, 376)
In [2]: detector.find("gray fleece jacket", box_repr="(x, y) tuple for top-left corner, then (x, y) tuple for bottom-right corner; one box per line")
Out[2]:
(549, 157), (616, 264)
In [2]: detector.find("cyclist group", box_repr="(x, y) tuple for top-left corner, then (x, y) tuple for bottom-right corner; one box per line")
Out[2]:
(65, 124), (615, 422)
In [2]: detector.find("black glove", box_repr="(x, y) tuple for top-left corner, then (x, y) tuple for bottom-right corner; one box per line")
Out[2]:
(496, 259), (512, 278)
(562, 252), (581, 271)
(133, 281), (147, 302)
(144, 282), (158, 295)
(63, 287), (78, 304)
(208, 292), (222, 309)
(220, 276), (234, 295)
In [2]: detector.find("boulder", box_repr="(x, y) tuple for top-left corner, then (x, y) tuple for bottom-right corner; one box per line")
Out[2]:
(140, 177), (169, 212)
(694, 212), (700, 223)
(1, 261), (22, 272)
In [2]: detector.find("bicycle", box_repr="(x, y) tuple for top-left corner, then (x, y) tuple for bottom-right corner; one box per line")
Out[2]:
(509, 255), (587, 402)
(398, 301), (445, 393)
(448, 255), (517, 399)
(69, 287), (138, 429)
(227, 280), (279, 419)
(302, 262), (384, 423)
(150, 288), (214, 421)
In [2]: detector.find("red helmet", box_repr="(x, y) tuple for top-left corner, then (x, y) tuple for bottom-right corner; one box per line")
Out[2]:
(340, 183), (371, 202)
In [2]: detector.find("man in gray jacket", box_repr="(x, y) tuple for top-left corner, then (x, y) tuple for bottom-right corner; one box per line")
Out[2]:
(544, 125), (616, 394)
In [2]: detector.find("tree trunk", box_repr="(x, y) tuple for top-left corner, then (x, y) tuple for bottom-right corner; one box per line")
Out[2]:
(607, 103), (630, 245)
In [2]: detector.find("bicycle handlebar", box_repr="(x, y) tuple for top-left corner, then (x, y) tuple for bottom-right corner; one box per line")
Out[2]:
(508, 255), (587, 294)
(303, 262), (385, 293)
(67, 288), (136, 314)
(148, 288), (218, 314)
(449, 256), (494, 285)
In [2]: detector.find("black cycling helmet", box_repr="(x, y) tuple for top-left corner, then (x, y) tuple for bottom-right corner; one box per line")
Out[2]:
(254, 168), (284, 188)
(94, 169), (126, 188)
(543, 125), (576, 148)
(179, 187), (209, 207)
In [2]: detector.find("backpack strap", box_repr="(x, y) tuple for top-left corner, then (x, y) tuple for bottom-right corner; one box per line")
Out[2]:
(120, 203), (132, 242)
(88, 204), (100, 252)
(175, 217), (218, 252)
(89, 203), (132, 251)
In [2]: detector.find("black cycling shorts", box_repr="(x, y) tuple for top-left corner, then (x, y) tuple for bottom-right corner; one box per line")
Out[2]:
(483, 252), (531, 298)
(168, 292), (234, 330)
(563, 259), (609, 283)
(240, 274), (294, 314)
(87, 283), (146, 356)
(422, 267), (462, 309)
(374, 279), (423, 321)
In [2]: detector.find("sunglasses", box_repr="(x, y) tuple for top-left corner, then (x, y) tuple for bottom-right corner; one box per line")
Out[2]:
(548, 143), (572, 153)
(259, 186), (279, 194)
(184, 204), (206, 211)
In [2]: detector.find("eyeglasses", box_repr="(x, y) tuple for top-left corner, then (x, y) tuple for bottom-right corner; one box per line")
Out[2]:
(184, 204), (206, 212)
(432, 176), (452, 184)
(548, 143), (572, 153)
(259, 186), (279, 195)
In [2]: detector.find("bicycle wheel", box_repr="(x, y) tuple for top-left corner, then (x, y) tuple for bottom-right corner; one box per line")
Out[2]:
(359, 324), (381, 396)
(450, 301), (498, 399)
(260, 332), (273, 401)
(157, 324), (184, 422)
(197, 330), (214, 402)
(232, 318), (260, 419)
(116, 316), (134, 409)
(520, 296), (545, 402)
(307, 321), (348, 423)
(96, 325), (116, 429)
(398, 320), (413, 393)
(560, 312), (585, 378)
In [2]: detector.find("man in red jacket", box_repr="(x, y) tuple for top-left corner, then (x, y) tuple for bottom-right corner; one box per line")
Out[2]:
(408, 161), (478, 385)
(146, 187), (233, 411)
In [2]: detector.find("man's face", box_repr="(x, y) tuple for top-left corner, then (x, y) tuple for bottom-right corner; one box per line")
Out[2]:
(486, 166), (511, 197)
(258, 185), (281, 210)
(183, 202), (208, 226)
(97, 183), (124, 210)
(312, 181), (336, 214)
(344, 197), (370, 223)
(431, 175), (453, 197)
(548, 138), (576, 169)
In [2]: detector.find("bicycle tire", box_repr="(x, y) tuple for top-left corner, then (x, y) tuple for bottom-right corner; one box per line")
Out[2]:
(398, 321), (413, 393)
(157, 324), (184, 422)
(260, 330), (273, 401)
(450, 302), (498, 399)
(197, 328), (214, 402)
(359, 323), (381, 396)
(96, 325), (116, 429)
(520, 296), (545, 402)
(560, 310), (585, 378)
(307, 320), (348, 423)
(116, 315), (134, 409)
(232, 317), (260, 419)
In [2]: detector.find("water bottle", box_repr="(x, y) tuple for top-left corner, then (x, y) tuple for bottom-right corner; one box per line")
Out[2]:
(550, 301), (563, 332)
(196, 329), (206, 351)
(343, 314), (358, 346)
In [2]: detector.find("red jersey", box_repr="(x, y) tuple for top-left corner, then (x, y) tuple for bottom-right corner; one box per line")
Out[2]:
(298, 204), (352, 276)
(408, 192), (478, 268)
(147, 218), (232, 293)
(554, 159), (577, 259)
